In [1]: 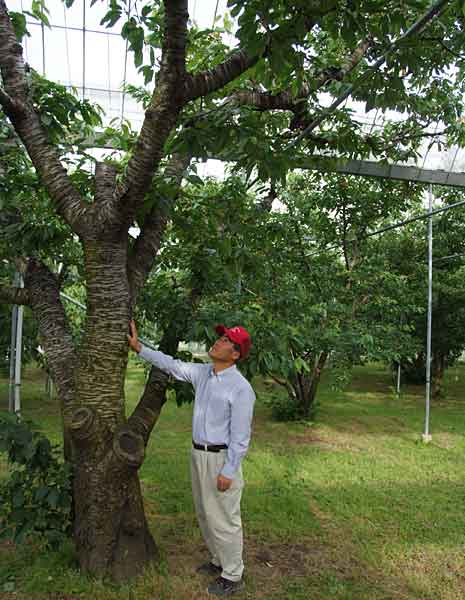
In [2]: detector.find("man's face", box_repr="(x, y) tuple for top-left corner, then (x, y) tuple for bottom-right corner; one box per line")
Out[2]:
(208, 335), (241, 363)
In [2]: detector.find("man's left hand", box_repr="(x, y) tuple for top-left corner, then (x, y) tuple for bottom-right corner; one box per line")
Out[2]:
(217, 474), (233, 492)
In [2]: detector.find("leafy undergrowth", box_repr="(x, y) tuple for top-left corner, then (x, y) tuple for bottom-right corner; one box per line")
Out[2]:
(1, 362), (465, 599)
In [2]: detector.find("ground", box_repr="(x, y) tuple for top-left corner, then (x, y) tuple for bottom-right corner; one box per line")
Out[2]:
(1, 360), (465, 599)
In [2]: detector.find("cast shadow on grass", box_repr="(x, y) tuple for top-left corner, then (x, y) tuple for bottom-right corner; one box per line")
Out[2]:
(0, 474), (463, 599)
(242, 479), (465, 599)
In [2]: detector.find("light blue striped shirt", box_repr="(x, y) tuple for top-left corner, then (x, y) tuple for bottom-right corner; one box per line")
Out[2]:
(138, 345), (256, 479)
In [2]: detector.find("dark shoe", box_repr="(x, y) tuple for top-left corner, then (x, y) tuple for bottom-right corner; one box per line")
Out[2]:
(196, 562), (222, 576)
(207, 576), (244, 597)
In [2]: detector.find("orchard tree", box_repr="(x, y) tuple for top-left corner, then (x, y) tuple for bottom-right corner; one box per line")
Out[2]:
(237, 172), (424, 417)
(1, 0), (465, 581)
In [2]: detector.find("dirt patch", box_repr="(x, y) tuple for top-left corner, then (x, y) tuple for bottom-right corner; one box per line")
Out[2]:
(158, 533), (318, 599)
(246, 539), (314, 578)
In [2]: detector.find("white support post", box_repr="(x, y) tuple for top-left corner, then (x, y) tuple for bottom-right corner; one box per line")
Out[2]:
(8, 271), (24, 414)
(423, 185), (433, 443)
(8, 304), (18, 412)
(14, 301), (24, 414)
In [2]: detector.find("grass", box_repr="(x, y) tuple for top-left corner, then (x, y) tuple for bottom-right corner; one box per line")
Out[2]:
(1, 361), (465, 599)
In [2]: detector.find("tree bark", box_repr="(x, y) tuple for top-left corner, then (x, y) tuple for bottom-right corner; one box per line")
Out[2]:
(128, 152), (191, 305)
(67, 236), (160, 581)
(116, 0), (188, 220)
(23, 260), (77, 460)
(431, 353), (446, 400)
(69, 406), (157, 581)
(291, 351), (328, 418)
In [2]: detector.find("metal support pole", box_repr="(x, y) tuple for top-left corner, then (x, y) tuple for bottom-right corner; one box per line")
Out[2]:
(82, 0), (86, 99)
(8, 304), (18, 411)
(396, 362), (401, 395)
(423, 186), (433, 443)
(9, 272), (24, 414)
(14, 301), (24, 414)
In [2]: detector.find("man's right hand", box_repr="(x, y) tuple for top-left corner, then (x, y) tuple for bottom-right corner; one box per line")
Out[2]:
(127, 319), (142, 353)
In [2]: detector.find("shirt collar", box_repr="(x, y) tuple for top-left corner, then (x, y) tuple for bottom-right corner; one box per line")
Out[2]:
(209, 363), (237, 378)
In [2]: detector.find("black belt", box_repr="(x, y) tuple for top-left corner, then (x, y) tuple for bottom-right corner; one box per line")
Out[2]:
(193, 441), (228, 452)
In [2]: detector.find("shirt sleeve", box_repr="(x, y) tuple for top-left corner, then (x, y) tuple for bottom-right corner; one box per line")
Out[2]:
(221, 383), (256, 479)
(138, 344), (201, 384)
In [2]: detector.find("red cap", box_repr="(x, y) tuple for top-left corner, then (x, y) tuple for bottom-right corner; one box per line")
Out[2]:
(215, 325), (252, 359)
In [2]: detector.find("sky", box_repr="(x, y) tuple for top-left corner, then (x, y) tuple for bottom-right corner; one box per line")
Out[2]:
(6, 0), (465, 176)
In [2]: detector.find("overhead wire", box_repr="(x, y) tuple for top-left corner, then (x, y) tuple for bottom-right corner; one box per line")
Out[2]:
(304, 195), (465, 260)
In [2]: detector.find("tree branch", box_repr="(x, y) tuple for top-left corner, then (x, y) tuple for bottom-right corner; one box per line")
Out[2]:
(422, 36), (465, 60)
(184, 49), (260, 102)
(225, 37), (373, 128)
(0, 86), (22, 114)
(116, 0), (189, 221)
(270, 375), (296, 400)
(127, 152), (191, 305)
(290, 0), (449, 147)
(127, 366), (170, 446)
(0, 1), (87, 233)
(183, 3), (342, 102)
(25, 259), (76, 408)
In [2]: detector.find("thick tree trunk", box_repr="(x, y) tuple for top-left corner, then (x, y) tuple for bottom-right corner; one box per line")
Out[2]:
(431, 353), (446, 400)
(68, 239), (158, 581)
(400, 352), (426, 384)
(399, 352), (446, 399)
(70, 406), (157, 581)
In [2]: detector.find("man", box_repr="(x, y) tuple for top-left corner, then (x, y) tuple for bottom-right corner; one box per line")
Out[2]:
(128, 321), (255, 597)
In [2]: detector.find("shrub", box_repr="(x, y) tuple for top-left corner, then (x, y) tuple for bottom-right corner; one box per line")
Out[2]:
(0, 413), (72, 549)
(264, 392), (317, 422)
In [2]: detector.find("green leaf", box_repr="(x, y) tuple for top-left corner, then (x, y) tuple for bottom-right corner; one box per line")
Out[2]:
(12, 490), (24, 508)
(140, 65), (154, 85)
(9, 12), (28, 41)
(47, 488), (59, 509)
(100, 5), (122, 28)
(34, 486), (50, 502)
(2, 581), (15, 592)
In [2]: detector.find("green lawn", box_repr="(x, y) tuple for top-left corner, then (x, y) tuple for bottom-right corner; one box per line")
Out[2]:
(1, 362), (465, 599)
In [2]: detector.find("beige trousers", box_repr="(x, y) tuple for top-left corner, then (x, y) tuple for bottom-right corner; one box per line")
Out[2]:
(191, 448), (244, 582)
